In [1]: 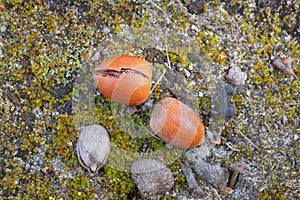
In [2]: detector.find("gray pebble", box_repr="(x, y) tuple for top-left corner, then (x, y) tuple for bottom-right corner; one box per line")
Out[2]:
(101, 27), (110, 34)
(227, 66), (247, 86)
(0, 25), (7, 32)
(176, 63), (185, 72)
(187, 0), (206, 15)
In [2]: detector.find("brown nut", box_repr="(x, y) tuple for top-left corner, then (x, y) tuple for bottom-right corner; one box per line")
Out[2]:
(93, 56), (152, 105)
(150, 97), (205, 149)
(130, 159), (174, 197)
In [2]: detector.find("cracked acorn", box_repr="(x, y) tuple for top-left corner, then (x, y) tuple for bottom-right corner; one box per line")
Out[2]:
(76, 125), (111, 173)
(150, 97), (205, 149)
(93, 55), (152, 105)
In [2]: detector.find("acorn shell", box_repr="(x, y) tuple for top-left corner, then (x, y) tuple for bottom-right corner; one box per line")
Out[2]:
(130, 159), (174, 197)
(93, 56), (152, 105)
(150, 97), (205, 148)
(76, 125), (111, 173)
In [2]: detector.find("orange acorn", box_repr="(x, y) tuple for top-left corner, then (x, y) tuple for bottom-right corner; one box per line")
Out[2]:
(94, 56), (152, 105)
(150, 97), (205, 149)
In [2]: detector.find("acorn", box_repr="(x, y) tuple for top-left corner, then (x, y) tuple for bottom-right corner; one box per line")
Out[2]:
(130, 159), (174, 197)
(150, 97), (205, 149)
(76, 125), (111, 173)
(93, 56), (152, 105)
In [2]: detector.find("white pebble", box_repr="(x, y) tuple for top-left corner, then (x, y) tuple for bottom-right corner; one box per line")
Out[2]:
(227, 66), (247, 86)
(0, 25), (7, 32)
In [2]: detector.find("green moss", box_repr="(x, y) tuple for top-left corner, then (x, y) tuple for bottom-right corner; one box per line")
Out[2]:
(47, 115), (78, 164)
(233, 94), (246, 116)
(66, 176), (94, 200)
(196, 31), (228, 65)
(169, 158), (186, 190)
(103, 166), (136, 199)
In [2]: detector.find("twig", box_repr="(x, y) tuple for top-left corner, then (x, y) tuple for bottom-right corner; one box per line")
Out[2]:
(144, 126), (162, 141)
(235, 129), (261, 151)
(213, 188), (222, 200)
(165, 29), (172, 70)
(264, 123), (274, 135)
(147, 0), (165, 13)
(203, 24), (221, 36)
(224, 142), (240, 152)
(150, 67), (166, 95)
(285, 102), (300, 106)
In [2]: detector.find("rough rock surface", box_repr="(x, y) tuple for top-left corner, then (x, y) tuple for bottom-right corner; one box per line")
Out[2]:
(184, 147), (229, 189)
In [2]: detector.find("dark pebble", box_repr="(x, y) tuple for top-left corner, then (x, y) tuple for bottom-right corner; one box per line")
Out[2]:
(187, 0), (206, 15)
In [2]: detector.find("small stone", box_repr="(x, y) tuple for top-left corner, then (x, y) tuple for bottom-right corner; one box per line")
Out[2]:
(130, 159), (174, 197)
(187, 0), (206, 15)
(188, 64), (195, 71)
(25, 163), (31, 171)
(272, 57), (297, 79)
(176, 63), (184, 72)
(42, 167), (49, 174)
(102, 27), (110, 34)
(225, 3), (243, 15)
(183, 69), (191, 77)
(142, 99), (154, 111)
(226, 66), (247, 86)
(284, 34), (292, 43)
(91, 51), (101, 61)
(0, 25), (7, 32)
(126, 105), (137, 114)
